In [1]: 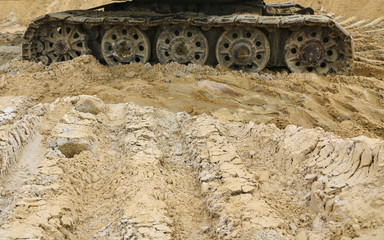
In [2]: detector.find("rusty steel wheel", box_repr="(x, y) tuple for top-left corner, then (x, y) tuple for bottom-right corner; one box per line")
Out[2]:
(42, 24), (90, 65)
(216, 29), (270, 72)
(102, 26), (150, 65)
(284, 27), (348, 74)
(156, 26), (209, 65)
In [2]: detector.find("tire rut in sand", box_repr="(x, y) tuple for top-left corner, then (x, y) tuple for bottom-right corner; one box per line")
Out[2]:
(117, 104), (212, 239)
(49, 98), (212, 239)
(181, 115), (384, 239)
(0, 96), (44, 228)
(0, 96), (383, 239)
(0, 133), (46, 226)
(0, 96), (213, 239)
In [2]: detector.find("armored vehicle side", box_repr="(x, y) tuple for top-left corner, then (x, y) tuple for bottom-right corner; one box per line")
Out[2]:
(22, 0), (354, 74)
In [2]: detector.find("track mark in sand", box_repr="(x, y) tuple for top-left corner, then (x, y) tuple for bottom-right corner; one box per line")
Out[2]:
(355, 56), (384, 66)
(339, 16), (359, 27)
(183, 117), (288, 239)
(154, 112), (213, 240)
(356, 17), (384, 30)
(65, 103), (143, 239)
(0, 133), (46, 225)
(0, 96), (383, 239)
(117, 105), (212, 239)
(71, 102), (212, 239)
(332, 15), (344, 22)
(332, 13), (384, 77)
(364, 28), (384, 34)
(344, 20), (370, 30)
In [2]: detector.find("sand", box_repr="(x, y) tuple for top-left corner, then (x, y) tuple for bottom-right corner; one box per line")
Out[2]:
(0, 0), (383, 239)
(274, 0), (384, 20)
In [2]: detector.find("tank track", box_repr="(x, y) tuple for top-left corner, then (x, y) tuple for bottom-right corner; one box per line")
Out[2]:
(22, 9), (354, 74)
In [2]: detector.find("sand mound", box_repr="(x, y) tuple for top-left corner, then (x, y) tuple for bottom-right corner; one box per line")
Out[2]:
(0, 96), (383, 239)
(0, 55), (383, 140)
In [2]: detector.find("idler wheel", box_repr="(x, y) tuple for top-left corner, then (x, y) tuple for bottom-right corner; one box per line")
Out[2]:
(284, 27), (348, 74)
(102, 26), (150, 65)
(42, 24), (90, 65)
(216, 29), (270, 72)
(156, 26), (209, 64)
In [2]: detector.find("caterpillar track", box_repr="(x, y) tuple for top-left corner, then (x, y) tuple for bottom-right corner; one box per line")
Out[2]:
(22, 0), (354, 74)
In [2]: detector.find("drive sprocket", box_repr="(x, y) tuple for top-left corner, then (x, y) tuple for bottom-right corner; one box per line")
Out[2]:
(284, 27), (350, 74)
(41, 24), (90, 65)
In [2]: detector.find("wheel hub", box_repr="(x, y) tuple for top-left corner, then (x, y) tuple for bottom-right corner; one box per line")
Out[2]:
(171, 38), (192, 63)
(156, 27), (208, 65)
(284, 27), (349, 74)
(216, 29), (270, 72)
(115, 41), (135, 61)
(230, 40), (254, 65)
(53, 39), (70, 55)
(101, 26), (150, 65)
(299, 40), (325, 67)
(38, 24), (89, 65)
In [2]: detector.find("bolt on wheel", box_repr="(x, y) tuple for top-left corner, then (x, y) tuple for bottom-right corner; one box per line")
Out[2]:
(42, 24), (90, 65)
(156, 26), (209, 65)
(284, 27), (348, 74)
(102, 26), (150, 66)
(216, 29), (270, 72)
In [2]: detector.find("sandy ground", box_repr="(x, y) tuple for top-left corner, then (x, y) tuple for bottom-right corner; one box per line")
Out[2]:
(0, 0), (111, 26)
(0, 0), (383, 240)
(273, 0), (384, 20)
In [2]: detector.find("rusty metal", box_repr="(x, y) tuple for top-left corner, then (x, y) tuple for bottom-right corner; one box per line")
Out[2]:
(101, 26), (150, 65)
(27, 24), (90, 65)
(156, 26), (208, 64)
(22, 1), (354, 74)
(284, 27), (349, 74)
(216, 28), (270, 72)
